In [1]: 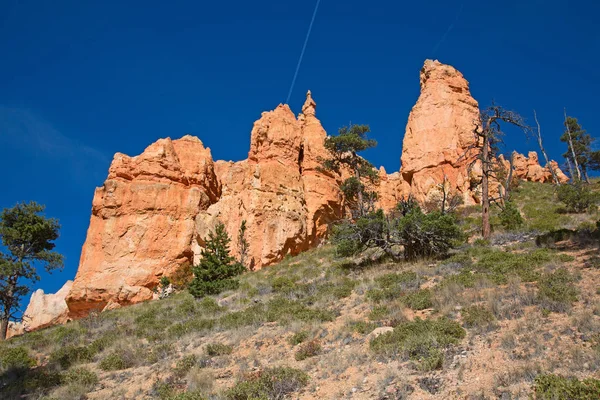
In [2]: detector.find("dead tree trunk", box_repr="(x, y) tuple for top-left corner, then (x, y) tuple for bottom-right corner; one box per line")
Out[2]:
(533, 110), (559, 185)
(481, 127), (491, 240)
(564, 109), (582, 181)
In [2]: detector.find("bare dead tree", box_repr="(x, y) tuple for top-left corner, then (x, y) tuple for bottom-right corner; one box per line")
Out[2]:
(564, 108), (582, 181)
(533, 110), (560, 185)
(466, 104), (529, 240)
(503, 151), (516, 202)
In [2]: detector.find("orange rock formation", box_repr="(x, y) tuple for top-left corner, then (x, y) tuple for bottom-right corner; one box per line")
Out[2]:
(12, 60), (570, 332)
(7, 281), (73, 338)
(400, 59), (481, 205)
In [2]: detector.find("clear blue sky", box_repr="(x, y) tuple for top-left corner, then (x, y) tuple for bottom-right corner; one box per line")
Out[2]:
(1, 0), (598, 299)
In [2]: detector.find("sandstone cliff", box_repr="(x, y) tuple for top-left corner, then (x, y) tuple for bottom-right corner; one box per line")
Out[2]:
(400, 59), (481, 205)
(66, 136), (221, 317)
(66, 92), (343, 316)
(14, 60), (571, 332)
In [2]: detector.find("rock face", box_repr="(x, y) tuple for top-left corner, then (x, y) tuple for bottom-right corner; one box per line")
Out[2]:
(66, 92), (343, 316)
(501, 151), (569, 184)
(66, 136), (220, 317)
(8, 281), (73, 338)
(41, 60), (568, 325)
(400, 60), (481, 205)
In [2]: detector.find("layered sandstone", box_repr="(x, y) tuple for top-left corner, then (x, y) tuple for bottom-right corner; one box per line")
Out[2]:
(400, 59), (480, 205)
(66, 92), (342, 315)
(8, 281), (73, 338)
(66, 136), (220, 317)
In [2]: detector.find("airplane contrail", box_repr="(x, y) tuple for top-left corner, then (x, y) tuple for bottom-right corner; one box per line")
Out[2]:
(286, 0), (322, 104)
(431, 3), (464, 56)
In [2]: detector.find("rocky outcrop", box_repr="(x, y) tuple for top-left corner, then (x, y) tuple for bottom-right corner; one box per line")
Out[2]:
(46, 60), (568, 325)
(8, 281), (73, 338)
(501, 151), (569, 184)
(66, 136), (220, 317)
(66, 92), (343, 315)
(196, 92), (343, 268)
(375, 167), (409, 211)
(400, 60), (481, 205)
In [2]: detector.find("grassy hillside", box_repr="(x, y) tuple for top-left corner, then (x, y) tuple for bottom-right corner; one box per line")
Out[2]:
(2, 181), (600, 399)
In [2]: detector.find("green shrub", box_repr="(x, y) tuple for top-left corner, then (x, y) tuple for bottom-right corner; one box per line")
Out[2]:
(88, 331), (118, 354)
(347, 320), (378, 335)
(397, 207), (464, 261)
(403, 289), (433, 310)
(366, 271), (419, 303)
(167, 392), (207, 400)
(499, 201), (524, 230)
(174, 355), (198, 378)
(294, 340), (321, 361)
(533, 374), (600, 399)
(369, 305), (390, 321)
(0, 346), (36, 371)
(168, 318), (215, 339)
(99, 351), (134, 371)
(537, 268), (579, 312)
(332, 203), (463, 261)
(557, 182), (595, 213)
(461, 305), (496, 331)
(475, 248), (553, 284)
(288, 331), (309, 346)
(62, 367), (99, 386)
(51, 326), (86, 346)
(370, 317), (465, 371)
(189, 222), (245, 298)
(271, 276), (297, 294)
(225, 367), (309, 400)
(50, 345), (93, 369)
(205, 342), (233, 357)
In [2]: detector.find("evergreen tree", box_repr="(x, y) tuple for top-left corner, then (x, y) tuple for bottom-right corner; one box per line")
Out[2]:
(0, 202), (63, 340)
(237, 220), (249, 269)
(189, 222), (245, 298)
(321, 124), (378, 218)
(561, 116), (594, 182)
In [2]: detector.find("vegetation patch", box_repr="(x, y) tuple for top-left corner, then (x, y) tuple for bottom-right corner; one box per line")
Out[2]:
(402, 289), (433, 310)
(225, 367), (309, 400)
(99, 350), (135, 371)
(288, 331), (309, 346)
(294, 340), (321, 361)
(533, 374), (600, 399)
(0, 346), (36, 372)
(461, 305), (496, 332)
(205, 342), (233, 357)
(370, 317), (465, 371)
(537, 268), (579, 312)
(474, 248), (553, 284)
(366, 271), (420, 303)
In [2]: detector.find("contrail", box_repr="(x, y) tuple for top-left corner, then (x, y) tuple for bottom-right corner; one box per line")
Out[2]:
(286, 0), (321, 104)
(431, 3), (464, 56)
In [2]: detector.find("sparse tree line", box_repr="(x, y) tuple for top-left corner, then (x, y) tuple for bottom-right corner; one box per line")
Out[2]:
(324, 105), (599, 261)
(1, 105), (597, 341)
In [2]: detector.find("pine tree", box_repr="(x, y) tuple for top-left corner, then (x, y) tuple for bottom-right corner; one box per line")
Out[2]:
(188, 222), (245, 298)
(321, 124), (378, 218)
(0, 202), (63, 340)
(561, 116), (593, 182)
(237, 220), (249, 269)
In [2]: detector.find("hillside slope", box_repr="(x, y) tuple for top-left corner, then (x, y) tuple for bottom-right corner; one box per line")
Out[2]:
(2, 181), (600, 399)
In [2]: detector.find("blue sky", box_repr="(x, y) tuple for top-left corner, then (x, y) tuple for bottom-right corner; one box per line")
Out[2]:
(1, 0), (598, 301)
